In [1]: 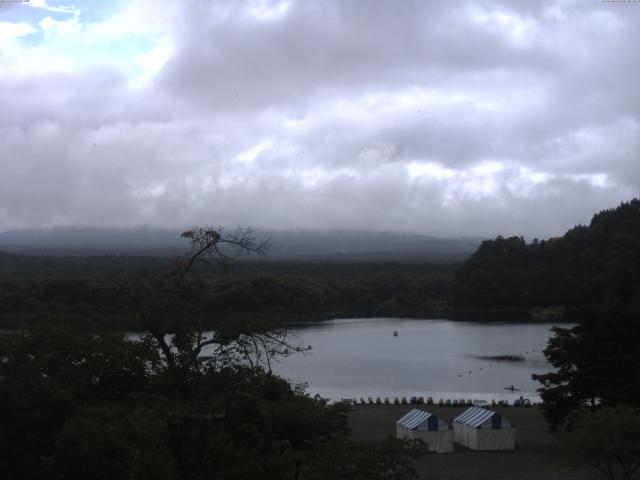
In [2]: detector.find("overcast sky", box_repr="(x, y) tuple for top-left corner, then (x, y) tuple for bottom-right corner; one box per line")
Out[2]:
(1, 0), (639, 238)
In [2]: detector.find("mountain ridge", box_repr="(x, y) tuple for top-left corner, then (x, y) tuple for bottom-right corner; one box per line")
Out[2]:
(0, 226), (483, 261)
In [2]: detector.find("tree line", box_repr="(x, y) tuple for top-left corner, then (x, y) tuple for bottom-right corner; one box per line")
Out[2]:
(0, 256), (454, 330)
(0, 227), (425, 480)
(451, 199), (640, 314)
(450, 200), (640, 480)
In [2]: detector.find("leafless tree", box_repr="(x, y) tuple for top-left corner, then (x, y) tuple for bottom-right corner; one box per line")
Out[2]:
(122, 226), (308, 376)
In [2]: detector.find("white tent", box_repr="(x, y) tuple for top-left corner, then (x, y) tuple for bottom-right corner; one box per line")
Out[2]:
(453, 407), (517, 451)
(396, 409), (454, 453)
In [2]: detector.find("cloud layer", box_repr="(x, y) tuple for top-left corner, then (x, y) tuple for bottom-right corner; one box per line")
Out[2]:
(1, 0), (639, 238)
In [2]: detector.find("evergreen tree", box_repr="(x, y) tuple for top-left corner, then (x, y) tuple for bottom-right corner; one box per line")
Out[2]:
(533, 303), (640, 430)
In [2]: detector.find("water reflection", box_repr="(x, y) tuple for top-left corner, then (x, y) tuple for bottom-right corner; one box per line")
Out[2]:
(271, 318), (563, 402)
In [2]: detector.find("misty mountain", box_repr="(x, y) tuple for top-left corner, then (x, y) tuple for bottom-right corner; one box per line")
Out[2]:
(0, 227), (482, 261)
(263, 230), (481, 260)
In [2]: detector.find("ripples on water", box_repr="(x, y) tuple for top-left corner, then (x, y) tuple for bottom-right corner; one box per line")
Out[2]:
(271, 318), (563, 402)
(124, 317), (563, 402)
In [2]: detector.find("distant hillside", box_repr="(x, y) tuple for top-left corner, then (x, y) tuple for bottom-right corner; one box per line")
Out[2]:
(451, 199), (640, 312)
(263, 230), (481, 261)
(0, 227), (481, 261)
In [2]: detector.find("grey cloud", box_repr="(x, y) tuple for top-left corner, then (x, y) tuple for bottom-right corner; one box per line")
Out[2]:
(160, 0), (558, 111)
(1, 0), (639, 238)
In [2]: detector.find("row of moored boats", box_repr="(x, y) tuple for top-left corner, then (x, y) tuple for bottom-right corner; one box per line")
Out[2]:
(347, 396), (532, 407)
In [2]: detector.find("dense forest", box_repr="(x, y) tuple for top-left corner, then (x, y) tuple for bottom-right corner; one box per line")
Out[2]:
(2, 200), (640, 329)
(0, 253), (455, 330)
(521, 202), (640, 442)
(2, 204), (640, 479)
(451, 199), (640, 317)
(0, 228), (425, 480)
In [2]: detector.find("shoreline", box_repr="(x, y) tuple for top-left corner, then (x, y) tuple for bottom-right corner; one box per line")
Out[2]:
(349, 405), (596, 480)
(0, 307), (577, 332)
(311, 391), (541, 405)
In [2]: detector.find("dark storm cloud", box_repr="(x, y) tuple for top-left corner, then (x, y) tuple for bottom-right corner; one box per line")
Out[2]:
(0, 0), (639, 237)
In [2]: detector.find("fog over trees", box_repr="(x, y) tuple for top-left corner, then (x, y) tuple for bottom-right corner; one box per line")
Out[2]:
(1, 0), (640, 478)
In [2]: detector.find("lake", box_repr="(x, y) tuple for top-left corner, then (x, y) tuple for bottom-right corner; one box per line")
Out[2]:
(269, 318), (561, 403)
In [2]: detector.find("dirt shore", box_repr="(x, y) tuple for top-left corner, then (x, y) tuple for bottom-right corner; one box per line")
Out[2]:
(348, 405), (599, 480)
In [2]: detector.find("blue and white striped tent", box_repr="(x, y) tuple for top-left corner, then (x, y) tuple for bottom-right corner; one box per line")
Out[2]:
(453, 407), (517, 450)
(396, 409), (453, 453)
(455, 406), (511, 429)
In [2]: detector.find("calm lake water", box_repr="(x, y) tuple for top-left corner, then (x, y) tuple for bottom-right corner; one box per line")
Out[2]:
(270, 318), (561, 402)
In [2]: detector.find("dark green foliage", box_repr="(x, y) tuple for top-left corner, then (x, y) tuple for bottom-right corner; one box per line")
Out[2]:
(52, 406), (176, 480)
(201, 264), (451, 319)
(449, 200), (640, 430)
(561, 406), (640, 480)
(0, 324), (158, 479)
(0, 259), (455, 330)
(0, 323), (420, 480)
(0, 225), (422, 479)
(451, 236), (530, 308)
(451, 199), (640, 311)
(533, 303), (640, 431)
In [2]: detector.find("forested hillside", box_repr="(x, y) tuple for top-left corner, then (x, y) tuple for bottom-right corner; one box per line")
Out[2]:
(451, 199), (640, 312)
(0, 255), (454, 330)
(3, 200), (639, 329)
(0, 229), (424, 480)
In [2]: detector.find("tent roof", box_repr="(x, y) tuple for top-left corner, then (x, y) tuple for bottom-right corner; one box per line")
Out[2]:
(397, 409), (435, 430)
(454, 407), (499, 427)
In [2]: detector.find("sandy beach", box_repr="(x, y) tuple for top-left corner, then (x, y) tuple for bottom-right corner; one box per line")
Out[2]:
(349, 405), (600, 480)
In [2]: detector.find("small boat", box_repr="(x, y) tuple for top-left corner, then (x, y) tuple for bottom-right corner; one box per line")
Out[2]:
(504, 385), (522, 392)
